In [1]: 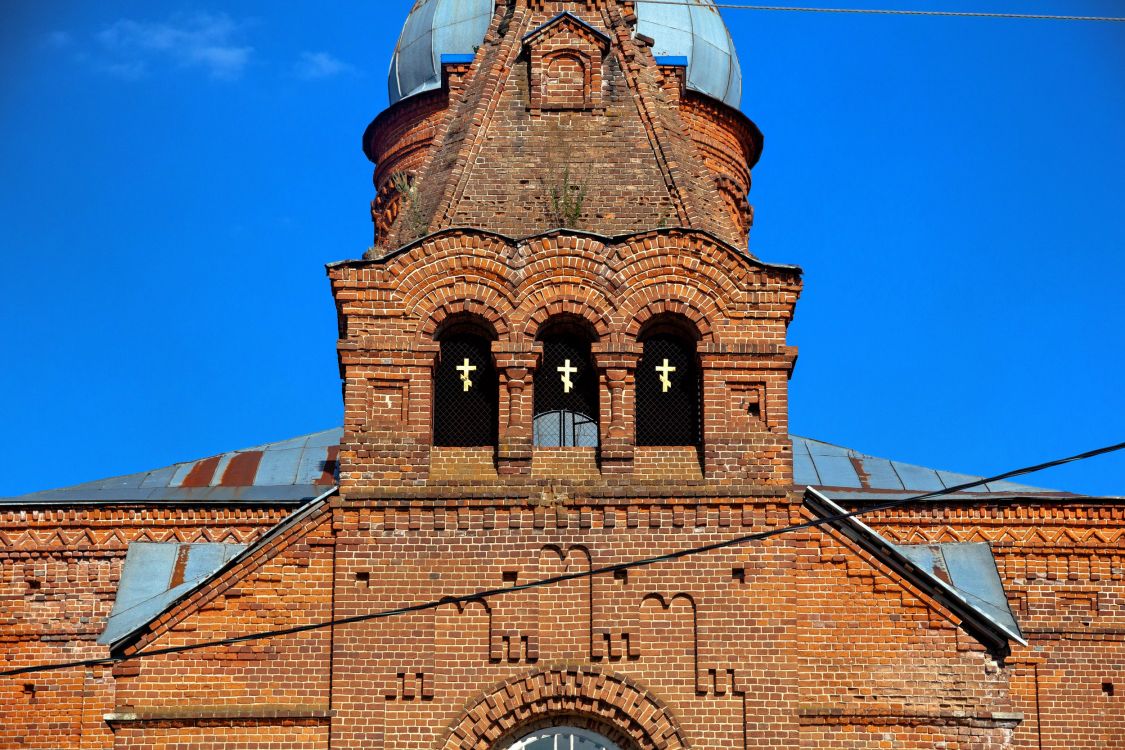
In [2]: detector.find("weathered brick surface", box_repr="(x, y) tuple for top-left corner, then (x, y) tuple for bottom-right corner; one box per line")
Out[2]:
(0, 506), (288, 749)
(3, 1), (1123, 748)
(868, 502), (1125, 750)
(329, 228), (801, 491)
(366, 2), (761, 251)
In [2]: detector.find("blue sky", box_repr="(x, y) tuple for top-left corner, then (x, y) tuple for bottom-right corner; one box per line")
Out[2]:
(1, 1), (1122, 497)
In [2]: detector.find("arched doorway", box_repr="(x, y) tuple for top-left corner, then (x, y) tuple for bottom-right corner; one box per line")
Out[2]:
(507, 727), (621, 750)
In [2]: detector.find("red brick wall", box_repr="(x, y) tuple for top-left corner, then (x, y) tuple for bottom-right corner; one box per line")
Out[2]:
(0, 505), (287, 750)
(329, 229), (801, 492)
(85, 496), (1031, 750)
(364, 2), (761, 251)
(869, 502), (1125, 750)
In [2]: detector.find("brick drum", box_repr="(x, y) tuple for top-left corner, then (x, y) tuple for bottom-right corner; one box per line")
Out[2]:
(2, 2), (1121, 749)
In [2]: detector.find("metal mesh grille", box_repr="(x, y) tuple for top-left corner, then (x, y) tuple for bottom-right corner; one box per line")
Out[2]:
(533, 337), (600, 447)
(636, 334), (700, 446)
(433, 335), (498, 447)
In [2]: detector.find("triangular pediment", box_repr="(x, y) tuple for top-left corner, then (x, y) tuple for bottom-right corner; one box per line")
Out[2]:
(522, 12), (611, 50)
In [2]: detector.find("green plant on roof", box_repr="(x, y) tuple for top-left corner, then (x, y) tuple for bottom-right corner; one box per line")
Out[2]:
(547, 166), (588, 230)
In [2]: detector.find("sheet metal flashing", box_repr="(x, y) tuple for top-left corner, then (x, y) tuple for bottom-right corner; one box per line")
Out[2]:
(99, 543), (247, 646)
(522, 12), (611, 44)
(104, 487), (337, 651)
(804, 487), (1026, 650)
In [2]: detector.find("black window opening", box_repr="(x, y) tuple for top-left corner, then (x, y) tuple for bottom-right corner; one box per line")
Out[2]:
(533, 336), (599, 448)
(433, 334), (498, 447)
(636, 334), (701, 447)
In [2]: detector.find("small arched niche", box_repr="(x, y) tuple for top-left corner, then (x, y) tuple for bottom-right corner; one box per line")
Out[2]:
(635, 314), (701, 448)
(533, 315), (600, 448)
(433, 315), (498, 448)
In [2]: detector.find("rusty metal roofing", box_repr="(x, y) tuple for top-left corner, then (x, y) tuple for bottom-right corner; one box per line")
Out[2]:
(98, 542), (247, 646)
(0, 428), (1071, 506)
(103, 488), (335, 651)
(0, 428), (341, 505)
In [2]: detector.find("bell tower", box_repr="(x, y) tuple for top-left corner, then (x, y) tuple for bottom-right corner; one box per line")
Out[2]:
(326, 2), (804, 745)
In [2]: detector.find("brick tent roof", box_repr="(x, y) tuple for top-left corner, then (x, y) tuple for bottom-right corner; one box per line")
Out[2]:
(0, 428), (1070, 506)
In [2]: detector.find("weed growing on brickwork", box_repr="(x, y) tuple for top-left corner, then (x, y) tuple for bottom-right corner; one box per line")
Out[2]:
(391, 171), (427, 241)
(547, 166), (588, 229)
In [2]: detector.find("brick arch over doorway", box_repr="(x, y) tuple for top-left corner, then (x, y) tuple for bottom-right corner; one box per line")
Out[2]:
(440, 667), (688, 750)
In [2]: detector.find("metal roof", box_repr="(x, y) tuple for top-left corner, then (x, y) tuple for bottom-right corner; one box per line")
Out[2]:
(385, 0), (743, 108)
(98, 542), (247, 646)
(0, 428), (340, 505)
(896, 542), (1023, 641)
(387, 0), (493, 105)
(804, 488), (1025, 650)
(0, 429), (1072, 507)
(791, 435), (1064, 497)
(636, 0), (742, 107)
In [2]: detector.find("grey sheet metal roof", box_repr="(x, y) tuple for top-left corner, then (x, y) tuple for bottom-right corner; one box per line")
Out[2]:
(102, 488), (335, 651)
(636, 0), (742, 107)
(385, 0), (743, 108)
(0, 429), (1069, 506)
(804, 488), (1025, 650)
(99, 542), (247, 646)
(0, 428), (341, 506)
(896, 542), (1023, 641)
(387, 0), (493, 105)
(791, 435), (1066, 497)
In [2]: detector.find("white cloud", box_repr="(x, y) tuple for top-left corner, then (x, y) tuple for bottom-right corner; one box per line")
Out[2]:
(294, 51), (355, 81)
(94, 12), (253, 80)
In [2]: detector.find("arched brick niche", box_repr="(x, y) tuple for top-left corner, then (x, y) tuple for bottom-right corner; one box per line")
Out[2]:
(441, 668), (688, 750)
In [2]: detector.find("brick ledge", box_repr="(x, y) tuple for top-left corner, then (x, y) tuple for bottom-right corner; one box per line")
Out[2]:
(105, 705), (331, 723)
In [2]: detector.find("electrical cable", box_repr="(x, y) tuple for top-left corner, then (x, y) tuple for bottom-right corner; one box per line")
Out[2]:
(3, 439), (1122, 678)
(636, 0), (1125, 23)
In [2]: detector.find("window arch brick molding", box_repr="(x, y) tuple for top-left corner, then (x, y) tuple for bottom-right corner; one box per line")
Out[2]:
(328, 227), (801, 494)
(442, 667), (688, 750)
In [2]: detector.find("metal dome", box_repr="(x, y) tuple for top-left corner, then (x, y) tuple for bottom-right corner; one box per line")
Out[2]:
(386, 0), (742, 108)
(635, 0), (742, 107)
(387, 0), (494, 105)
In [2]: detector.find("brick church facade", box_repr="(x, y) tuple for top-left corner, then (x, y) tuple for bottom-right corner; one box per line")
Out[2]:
(2, 2), (1121, 748)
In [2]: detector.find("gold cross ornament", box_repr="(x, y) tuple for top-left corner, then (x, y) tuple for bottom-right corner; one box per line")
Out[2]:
(456, 358), (477, 392)
(656, 358), (676, 392)
(557, 359), (578, 393)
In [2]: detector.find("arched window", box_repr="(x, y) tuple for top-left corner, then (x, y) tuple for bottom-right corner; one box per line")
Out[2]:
(508, 727), (621, 750)
(533, 320), (599, 448)
(433, 325), (497, 447)
(635, 321), (700, 447)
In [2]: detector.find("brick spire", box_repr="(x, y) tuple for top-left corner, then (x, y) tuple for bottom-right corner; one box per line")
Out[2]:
(365, 0), (763, 254)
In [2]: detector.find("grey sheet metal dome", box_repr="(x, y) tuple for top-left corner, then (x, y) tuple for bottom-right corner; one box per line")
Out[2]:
(386, 0), (742, 108)
(636, 0), (742, 107)
(388, 0), (494, 105)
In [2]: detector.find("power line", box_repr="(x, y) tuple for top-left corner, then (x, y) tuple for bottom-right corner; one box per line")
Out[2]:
(638, 0), (1125, 23)
(3, 439), (1122, 678)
